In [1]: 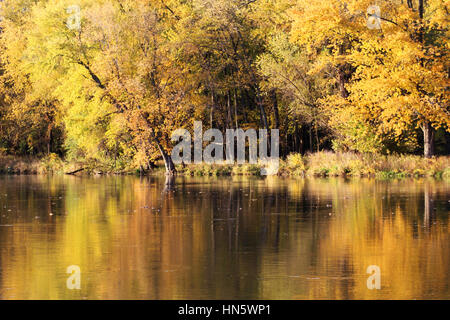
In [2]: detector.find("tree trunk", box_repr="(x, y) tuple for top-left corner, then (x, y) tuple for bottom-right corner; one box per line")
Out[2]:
(46, 122), (53, 155)
(210, 92), (215, 129)
(418, 0), (424, 19)
(233, 89), (239, 129)
(158, 143), (176, 175)
(418, 1), (433, 159)
(65, 168), (86, 175)
(337, 68), (349, 99)
(315, 124), (320, 152)
(272, 90), (280, 129)
(227, 91), (232, 128)
(258, 98), (269, 132)
(337, 44), (350, 99)
(144, 117), (177, 175)
(294, 122), (299, 154)
(422, 121), (435, 158)
(254, 87), (269, 131)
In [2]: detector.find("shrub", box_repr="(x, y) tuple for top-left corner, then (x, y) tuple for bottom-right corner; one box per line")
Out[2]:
(285, 153), (306, 176)
(40, 153), (64, 174)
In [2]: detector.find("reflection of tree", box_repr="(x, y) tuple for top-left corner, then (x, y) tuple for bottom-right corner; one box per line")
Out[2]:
(423, 182), (434, 229)
(0, 176), (448, 299)
(163, 175), (176, 193)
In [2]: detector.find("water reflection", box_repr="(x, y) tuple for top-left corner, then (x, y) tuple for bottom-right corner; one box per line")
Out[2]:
(0, 175), (448, 299)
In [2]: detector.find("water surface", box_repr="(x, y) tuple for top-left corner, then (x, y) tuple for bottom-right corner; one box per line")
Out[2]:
(0, 175), (448, 299)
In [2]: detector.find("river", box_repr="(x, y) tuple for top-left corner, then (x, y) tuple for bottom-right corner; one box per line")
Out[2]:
(0, 175), (448, 299)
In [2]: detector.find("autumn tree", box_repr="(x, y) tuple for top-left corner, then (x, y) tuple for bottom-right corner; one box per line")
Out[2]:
(346, 0), (449, 157)
(0, 0), (63, 156)
(7, 0), (204, 173)
(0, 0), (447, 166)
(290, 0), (449, 157)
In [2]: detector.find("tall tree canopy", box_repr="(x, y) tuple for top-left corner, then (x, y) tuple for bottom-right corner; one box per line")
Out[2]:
(0, 0), (448, 171)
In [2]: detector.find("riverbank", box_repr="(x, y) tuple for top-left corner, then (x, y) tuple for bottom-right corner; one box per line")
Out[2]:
(178, 152), (450, 179)
(0, 155), (45, 174)
(1, 152), (449, 179)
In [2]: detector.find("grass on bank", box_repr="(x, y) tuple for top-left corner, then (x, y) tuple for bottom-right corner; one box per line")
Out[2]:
(177, 152), (449, 178)
(1, 151), (449, 178)
(0, 153), (97, 175)
(0, 155), (49, 174)
(297, 152), (450, 178)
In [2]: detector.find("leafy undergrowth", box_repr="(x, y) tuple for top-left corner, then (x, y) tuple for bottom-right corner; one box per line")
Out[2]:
(180, 152), (449, 179)
(1, 152), (449, 179)
(0, 155), (45, 174)
(289, 152), (449, 178)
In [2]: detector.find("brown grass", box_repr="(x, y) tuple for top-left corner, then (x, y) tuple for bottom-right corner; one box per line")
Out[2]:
(1, 152), (449, 178)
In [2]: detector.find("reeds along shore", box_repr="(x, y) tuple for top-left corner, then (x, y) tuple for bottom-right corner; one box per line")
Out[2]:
(1, 152), (449, 179)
